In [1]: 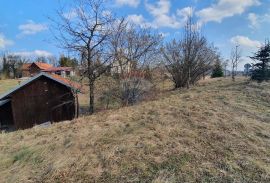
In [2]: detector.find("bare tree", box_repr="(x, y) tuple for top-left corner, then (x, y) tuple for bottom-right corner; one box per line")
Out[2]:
(51, 0), (116, 114)
(162, 18), (218, 89)
(47, 56), (58, 67)
(110, 20), (161, 75)
(109, 20), (162, 105)
(2, 54), (29, 78)
(231, 45), (241, 81)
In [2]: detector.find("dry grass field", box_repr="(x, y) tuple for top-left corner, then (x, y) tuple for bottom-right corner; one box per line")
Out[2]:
(0, 77), (269, 182)
(0, 79), (20, 96)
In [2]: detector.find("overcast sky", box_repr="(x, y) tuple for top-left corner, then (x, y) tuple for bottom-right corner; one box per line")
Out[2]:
(1, 0), (270, 70)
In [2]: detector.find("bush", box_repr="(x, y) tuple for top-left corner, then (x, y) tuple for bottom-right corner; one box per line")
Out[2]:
(119, 77), (153, 106)
(251, 69), (270, 81)
(98, 89), (119, 109)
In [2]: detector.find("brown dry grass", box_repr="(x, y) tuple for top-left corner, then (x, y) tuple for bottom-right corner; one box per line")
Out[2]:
(0, 79), (20, 95)
(0, 77), (269, 183)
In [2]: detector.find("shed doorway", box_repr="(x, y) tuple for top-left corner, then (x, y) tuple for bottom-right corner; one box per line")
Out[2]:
(0, 99), (15, 131)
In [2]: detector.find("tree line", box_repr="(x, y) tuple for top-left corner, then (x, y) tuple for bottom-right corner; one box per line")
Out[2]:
(49, 0), (223, 114)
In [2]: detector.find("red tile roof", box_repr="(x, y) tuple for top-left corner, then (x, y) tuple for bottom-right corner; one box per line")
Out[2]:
(49, 74), (83, 92)
(44, 67), (73, 72)
(33, 62), (53, 70)
(23, 62), (74, 72)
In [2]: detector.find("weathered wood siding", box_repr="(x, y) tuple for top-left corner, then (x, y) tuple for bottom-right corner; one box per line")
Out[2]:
(11, 76), (75, 129)
(22, 70), (30, 77)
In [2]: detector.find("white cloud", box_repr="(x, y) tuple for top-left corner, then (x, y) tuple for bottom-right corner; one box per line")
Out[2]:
(18, 20), (48, 35)
(177, 7), (194, 18)
(230, 36), (261, 48)
(12, 50), (53, 58)
(145, 0), (180, 28)
(115, 0), (140, 7)
(248, 12), (270, 30)
(127, 14), (145, 25)
(0, 33), (14, 49)
(177, 7), (194, 25)
(196, 0), (261, 24)
(129, 0), (192, 29)
(126, 14), (154, 28)
(248, 13), (259, 29)
(126, 1), (193, 29)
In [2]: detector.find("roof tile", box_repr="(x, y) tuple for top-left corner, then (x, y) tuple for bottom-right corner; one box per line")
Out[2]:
(34, 62), (53, 70)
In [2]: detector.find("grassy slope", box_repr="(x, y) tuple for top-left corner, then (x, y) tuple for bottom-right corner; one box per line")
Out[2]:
(0, 78), (269, 183)
(0, 79), (20, 95)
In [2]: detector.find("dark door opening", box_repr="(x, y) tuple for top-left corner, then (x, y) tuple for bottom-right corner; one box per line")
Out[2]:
(0, 100), (15, 131)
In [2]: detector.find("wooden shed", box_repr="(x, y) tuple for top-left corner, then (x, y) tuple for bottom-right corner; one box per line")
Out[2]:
(0, 73), (80, 130)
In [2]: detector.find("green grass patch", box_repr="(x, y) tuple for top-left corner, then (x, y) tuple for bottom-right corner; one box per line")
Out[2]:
(12, 147), (43, 165)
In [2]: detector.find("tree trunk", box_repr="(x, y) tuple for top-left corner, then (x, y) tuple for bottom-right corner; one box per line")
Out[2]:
(12, 68), (16, 79)
(187, 67), (190, 89)
(232, 73), (235, 82)
(73, 92), (79, 118)
(262, 61), (266, 80)
(89, 80), (95, 114)
(232, 67), (235, 82)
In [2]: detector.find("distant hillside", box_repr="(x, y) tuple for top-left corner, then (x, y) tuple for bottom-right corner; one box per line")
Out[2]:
(0, 78), (269, 183)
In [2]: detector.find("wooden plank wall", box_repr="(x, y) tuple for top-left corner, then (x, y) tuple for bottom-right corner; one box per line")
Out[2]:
(11, 76), (75, 129)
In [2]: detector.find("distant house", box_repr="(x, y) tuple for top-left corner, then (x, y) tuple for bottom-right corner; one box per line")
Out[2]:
(28, 62), (54, 76)
(21, 62), (75, 78)
(111, 60), (134, 75)
(21, 63), (31, 77)
(43, 67), (75, 78)
(0, 73), (80, 131)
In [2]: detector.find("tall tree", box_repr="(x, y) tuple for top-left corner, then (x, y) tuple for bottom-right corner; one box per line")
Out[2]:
(59, 55), (78, 68)
(231, 45), (241, 82)
(36, 56), (48, 63)
(3, 54), (29, 78)
(1, 54), (9, 78)
(250, 40), (270, 81)
(52, 0), (116, 114)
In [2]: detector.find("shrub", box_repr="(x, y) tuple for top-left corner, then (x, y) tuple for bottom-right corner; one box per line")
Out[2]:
(119, 77), (153, 106)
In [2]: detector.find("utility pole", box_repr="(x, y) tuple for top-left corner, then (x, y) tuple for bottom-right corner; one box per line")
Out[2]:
(232, 45), (240, 82)
(224, 59), (229, 77)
